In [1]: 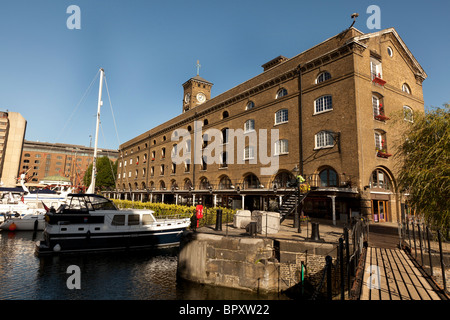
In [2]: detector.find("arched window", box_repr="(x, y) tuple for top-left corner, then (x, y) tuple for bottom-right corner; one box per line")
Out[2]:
(218, 176), (232, 190)
(184, 179), (192, 190)
(314, 95), (333, 114)
(273, 171), (295, 188)
(403, 106), (414, 122)
(246, 101), (254, 110)
(315, 131), (334, 149)
(276, 88), (288, 99)
(243, 174), (260, 189)
(402, 83), (411, 94)
(274, 109), (288, 125)
(319, 168), (338, 187)
(370, 169), (391, 190)
(159, 180), (166, 190)
(244, 119), (255, 133)
(316, 71), (331, 84)
(199, 177), (210, 190)
(221, 128), (229, 144)
(222, 110), (229, 118)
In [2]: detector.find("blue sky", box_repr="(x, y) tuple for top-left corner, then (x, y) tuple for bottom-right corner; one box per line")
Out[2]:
(0, 0), (448, 150)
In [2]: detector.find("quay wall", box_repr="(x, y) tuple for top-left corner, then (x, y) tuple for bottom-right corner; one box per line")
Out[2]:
(177, 231), (338, 293)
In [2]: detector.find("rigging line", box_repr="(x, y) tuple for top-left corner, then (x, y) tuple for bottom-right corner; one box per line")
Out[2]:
(104, 75), (121, 147)
(99, 121), (117, 186)
(55, 69), (100, 143)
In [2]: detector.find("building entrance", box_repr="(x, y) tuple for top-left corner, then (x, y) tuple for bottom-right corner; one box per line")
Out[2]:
(372, 200), (388, 222)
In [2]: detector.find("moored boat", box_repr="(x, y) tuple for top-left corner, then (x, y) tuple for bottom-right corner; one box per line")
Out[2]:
(35, 193), (190, 255)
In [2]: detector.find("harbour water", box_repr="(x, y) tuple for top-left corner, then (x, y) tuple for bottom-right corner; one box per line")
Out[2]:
(0, 231), (288, 300)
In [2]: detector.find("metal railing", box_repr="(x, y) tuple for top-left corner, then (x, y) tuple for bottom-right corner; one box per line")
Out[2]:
(308, 217), (369, 300)
(400, 217), (449, 295)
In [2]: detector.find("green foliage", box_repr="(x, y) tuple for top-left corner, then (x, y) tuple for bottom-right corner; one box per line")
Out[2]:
(395, 103), (449, 231)
(112, 199), (236, 228)
(83, 156), (117, 191)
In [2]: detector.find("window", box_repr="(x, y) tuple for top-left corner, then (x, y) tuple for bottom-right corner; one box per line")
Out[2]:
(244, 146), (255, 160)
(221, 128), (229, 144)
(142, 214), (155, 225)
(370, 169), (391, 190)
(374, 130), (391, 157)
(112, 215), (125, 226)
(276, 88), (288, 99)
(219, 176), (232, 189)
(246, 101), (254, 110)
(184, 161), (190, 173)
(315, 131), (334, 149)
(403, 106), (414, 122)
(171, 163), (176, 174)
(372, 94), (389, 120)
(220, 152), (228, 168)
(222, 111), (229, 119)
(244, 174), (260, 189)
(201, 156), (207, 171)
(372, 95), (381, 116)
(387, 47), (393, 57)
(402, 83), (411, 94)
(319, 168), (338, 187)
(275, 109), (288, 125)
(244, 119), (255, 133)
(370, 57), (383, 80)
(316, 71), (331, 84)
(199, 177), (210, 190)
(160, 164), (164, 175)
(314, 95), (332, 114)
(275, 139), (289, 155)
(128, 214), (140, 226)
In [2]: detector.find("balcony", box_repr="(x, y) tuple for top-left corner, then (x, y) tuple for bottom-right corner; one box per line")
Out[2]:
(376, 150), (392, 158)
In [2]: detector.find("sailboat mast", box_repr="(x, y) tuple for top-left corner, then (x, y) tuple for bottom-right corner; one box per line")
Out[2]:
(87, 68), (104, 193)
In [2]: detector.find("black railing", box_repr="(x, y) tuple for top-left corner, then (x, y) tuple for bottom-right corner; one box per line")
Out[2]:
(308, 217), (369, 300)
(400, 217), (449, 295)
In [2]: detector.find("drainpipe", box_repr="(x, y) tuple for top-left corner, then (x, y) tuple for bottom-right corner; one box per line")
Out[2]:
(297, 65), (303, 176)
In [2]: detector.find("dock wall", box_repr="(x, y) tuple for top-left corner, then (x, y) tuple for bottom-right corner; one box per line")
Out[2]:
(177, 231), (337, 293)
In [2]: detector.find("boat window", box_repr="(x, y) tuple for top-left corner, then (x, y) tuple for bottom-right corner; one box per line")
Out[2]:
(111, 215), (125, 226)
(88, 196), (118, 211)
(128, 214), (140, 226)
(68, 198), (88, 211)
(142, 214), (155, 225)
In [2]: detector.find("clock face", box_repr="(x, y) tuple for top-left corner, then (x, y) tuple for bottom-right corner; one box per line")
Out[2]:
(196, 92), (206, 103)
(184, 93), (190, 104)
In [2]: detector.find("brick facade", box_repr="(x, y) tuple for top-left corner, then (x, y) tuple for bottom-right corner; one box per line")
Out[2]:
(110, 27), (426, 224)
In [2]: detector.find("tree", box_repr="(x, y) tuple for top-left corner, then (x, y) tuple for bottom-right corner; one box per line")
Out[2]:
(395, 103), (449, 231)
(83, 156), (118, 191)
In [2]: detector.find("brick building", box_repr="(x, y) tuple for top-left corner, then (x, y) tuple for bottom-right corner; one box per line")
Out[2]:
(110, 27), (426, 224)
(20, 140), (118, 189)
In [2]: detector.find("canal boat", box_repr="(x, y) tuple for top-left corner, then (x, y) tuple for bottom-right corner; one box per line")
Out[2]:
(35, 193), (190, 254)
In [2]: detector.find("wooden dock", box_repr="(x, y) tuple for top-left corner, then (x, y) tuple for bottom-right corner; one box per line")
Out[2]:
(361, 247), (443, 300)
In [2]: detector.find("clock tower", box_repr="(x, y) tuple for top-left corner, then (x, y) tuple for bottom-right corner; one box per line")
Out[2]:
(182, 61), (213, 113)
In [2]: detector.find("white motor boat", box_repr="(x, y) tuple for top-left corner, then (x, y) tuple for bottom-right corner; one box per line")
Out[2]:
(36, 193), (190, 254)
(0, 213), (46, 231)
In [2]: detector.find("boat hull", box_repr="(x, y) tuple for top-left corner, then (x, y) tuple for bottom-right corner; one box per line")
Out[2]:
(0, 217), (45, 231)
(36, 227), (187, 254)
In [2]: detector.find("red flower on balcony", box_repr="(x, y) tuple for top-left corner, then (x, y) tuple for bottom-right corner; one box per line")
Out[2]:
(376, 149), (392, 158)
(372, 73), (386, 86)
(374, 114), (390, 121)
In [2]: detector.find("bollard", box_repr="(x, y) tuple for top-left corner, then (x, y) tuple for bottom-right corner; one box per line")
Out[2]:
(326, 255), (332, 300)
(215, 209), (223, 231)
(339, 238), (345, 300)
(309, 222), (323, 242)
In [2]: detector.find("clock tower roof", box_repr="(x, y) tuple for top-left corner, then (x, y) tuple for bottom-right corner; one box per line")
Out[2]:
(182, 75), (213, 87)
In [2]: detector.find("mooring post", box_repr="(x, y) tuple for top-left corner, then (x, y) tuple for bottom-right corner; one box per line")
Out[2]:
(326, 255), (332, 300)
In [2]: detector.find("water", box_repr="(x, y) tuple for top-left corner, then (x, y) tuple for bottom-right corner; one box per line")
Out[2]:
(0, 231), (288, 300)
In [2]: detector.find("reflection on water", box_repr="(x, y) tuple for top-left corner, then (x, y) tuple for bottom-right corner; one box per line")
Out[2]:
(0, 231), (288, 300)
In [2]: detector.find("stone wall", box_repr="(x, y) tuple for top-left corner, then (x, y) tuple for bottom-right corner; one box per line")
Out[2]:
(177, 231), (339, 294)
